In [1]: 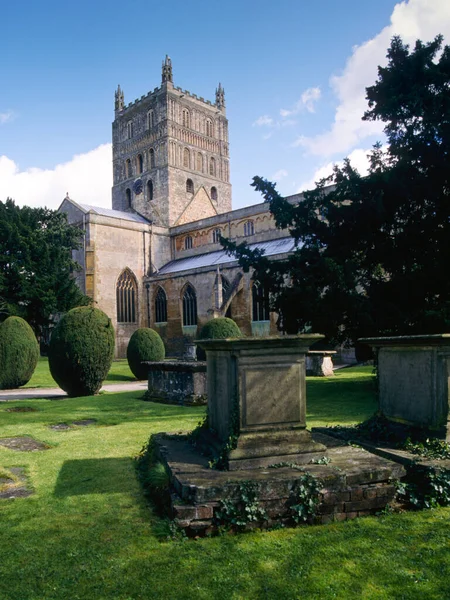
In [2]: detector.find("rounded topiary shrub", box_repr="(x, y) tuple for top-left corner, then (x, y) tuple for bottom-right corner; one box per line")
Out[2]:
(127, 328), (165, 380)
(48, 307), (115, 397)
(0, 316), (40, 389)
(198, 317), (242, 341)
(197, 317), (242, 360)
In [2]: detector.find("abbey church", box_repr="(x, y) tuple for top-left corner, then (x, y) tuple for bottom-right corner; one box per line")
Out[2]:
(59, 57), (301, 357)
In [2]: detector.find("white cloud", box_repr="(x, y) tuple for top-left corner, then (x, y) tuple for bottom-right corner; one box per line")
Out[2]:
(0, 144), (112, 210)
(272, 169), (288, 181)
(253, 115), (273, 127)
(297, 148), (372, 192)
(280, 87), (321, 117)
(0, 110), (16, 124)
(297, 0), (450, 157)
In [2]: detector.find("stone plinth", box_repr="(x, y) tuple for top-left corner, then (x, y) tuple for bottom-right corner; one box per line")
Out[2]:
(360, 334), (450, 440)
(153, 432), (406, 536)
(197, 335), (326, 465)
(306, 351), (336, 377)
(145, 361), (207, 405)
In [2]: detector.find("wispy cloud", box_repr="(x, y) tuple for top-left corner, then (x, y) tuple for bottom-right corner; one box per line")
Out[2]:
(296, 0), (450, 157)
(272, 169), (288, 180)
(253, 115), (273, 127)
(0, 144), (112, 209)
(280, 87), (321, 117)
(0, 110), (16, 125)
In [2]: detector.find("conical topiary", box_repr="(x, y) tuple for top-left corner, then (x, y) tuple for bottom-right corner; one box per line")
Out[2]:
(0, 316), (40, 389)
(127, 328), (165, 380)
(48, 307), (115, 397)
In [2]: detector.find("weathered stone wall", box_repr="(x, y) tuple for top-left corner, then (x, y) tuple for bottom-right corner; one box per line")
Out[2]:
(150, 265), (278, 356)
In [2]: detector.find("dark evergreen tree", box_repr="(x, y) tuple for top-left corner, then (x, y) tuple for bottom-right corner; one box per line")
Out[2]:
(0, 199), (90, 336)
(222, 35), (450, 345)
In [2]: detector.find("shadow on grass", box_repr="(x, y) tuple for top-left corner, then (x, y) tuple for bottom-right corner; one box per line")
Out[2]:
(105, 374), (136, 382)
(54, 458), (134, 496)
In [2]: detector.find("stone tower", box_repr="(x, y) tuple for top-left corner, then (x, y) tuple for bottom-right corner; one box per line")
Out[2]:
(112, 57), (231, 226)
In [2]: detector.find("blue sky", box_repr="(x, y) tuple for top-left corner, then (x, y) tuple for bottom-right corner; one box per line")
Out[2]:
(1, 0), (450, 210)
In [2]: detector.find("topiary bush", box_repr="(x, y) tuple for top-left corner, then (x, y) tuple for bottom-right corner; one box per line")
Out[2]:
(48, 307), (115, 397)
(197, 317), (242, 360)
(127, 328), (165, 380)
(198, 317), (242, 341)
(0, 316), (40, 389)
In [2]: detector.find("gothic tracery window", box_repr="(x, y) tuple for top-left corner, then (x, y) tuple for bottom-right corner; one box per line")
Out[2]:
(147, 179), (153, 201)
(182, 109), (190, 129)
(183, 148), (190, 169)
(244, 220), (254, 236)
(116, 269), (138, 323)
(182, 284), (197, 326)
(212, 228), (221, 243)
(252, 280), (270, 322)
(155, 286), (167, 323)
(149, 148), (155, 169)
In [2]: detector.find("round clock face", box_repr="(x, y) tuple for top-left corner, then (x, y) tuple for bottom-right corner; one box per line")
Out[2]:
(133, 178), (143, 195)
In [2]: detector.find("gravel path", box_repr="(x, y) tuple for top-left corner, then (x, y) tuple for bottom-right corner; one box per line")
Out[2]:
(0, 382), (147, 402)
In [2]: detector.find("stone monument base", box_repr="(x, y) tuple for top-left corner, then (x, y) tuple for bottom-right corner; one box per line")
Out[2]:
(153, 431), (406, 537)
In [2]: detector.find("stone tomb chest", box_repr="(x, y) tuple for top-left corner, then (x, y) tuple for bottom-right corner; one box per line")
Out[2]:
(197, 335), (326, 467)
(361, 334), (450, 440)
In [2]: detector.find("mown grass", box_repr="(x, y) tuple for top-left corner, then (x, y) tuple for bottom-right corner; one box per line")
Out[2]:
(1, 368), (449, 599)
(24, 357), (136, 388)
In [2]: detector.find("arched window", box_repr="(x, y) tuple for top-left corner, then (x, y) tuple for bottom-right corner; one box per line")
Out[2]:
(252, 280), (270, 322)
(137, 154), (143, 174)
(155, 287), (167, 323)
(206, 119), (215, 137)
(183, 148), (190, 168)
(127, 121), (133, 139)
(149, 148), (155, 169)
(185, 235), (193, 250)
(147, 110), (154, 129)
(211, 186), (218, 201)
(186, 179), (194, 194)
(147, 179), (153, 201)
(116, 269), (138, 323)
(209, 157), (216, 176)
(244, 220), (254, 236)
(212, 228), (221, 243)
(182, 109), (190, 128)
(182, 284), (197, 326)
(126, 159), (132, 178)
(197, 152), (203, 172)
(125, 188), (132, 208)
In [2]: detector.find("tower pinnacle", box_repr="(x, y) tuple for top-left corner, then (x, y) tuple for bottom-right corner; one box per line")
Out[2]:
(162, 55), (173, 84)
(115, 85), (124, 112)
(216, 83), (225, 110)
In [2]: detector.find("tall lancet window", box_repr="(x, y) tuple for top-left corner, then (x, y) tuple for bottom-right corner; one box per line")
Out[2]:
(155, 287), (167, 323)
(116, 269), (138, 323)
(182, 284), (197, 326)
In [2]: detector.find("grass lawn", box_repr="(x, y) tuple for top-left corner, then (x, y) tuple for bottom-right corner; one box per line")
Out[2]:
(1, 367), (449, 599)
(24, 357), (137, 388)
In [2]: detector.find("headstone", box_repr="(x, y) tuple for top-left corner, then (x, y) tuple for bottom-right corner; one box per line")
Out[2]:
(197, 335), (327, 466)
(360, 334), (450, 440)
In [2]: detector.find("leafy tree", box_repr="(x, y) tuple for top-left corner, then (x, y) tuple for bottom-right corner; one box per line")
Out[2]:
(222, 35), (450, 345)
(0, 198), (90, 336)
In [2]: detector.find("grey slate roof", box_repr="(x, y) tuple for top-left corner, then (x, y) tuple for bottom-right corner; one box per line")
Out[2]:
(78, 203), (150, 224)
(157, 237), (297, 275)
